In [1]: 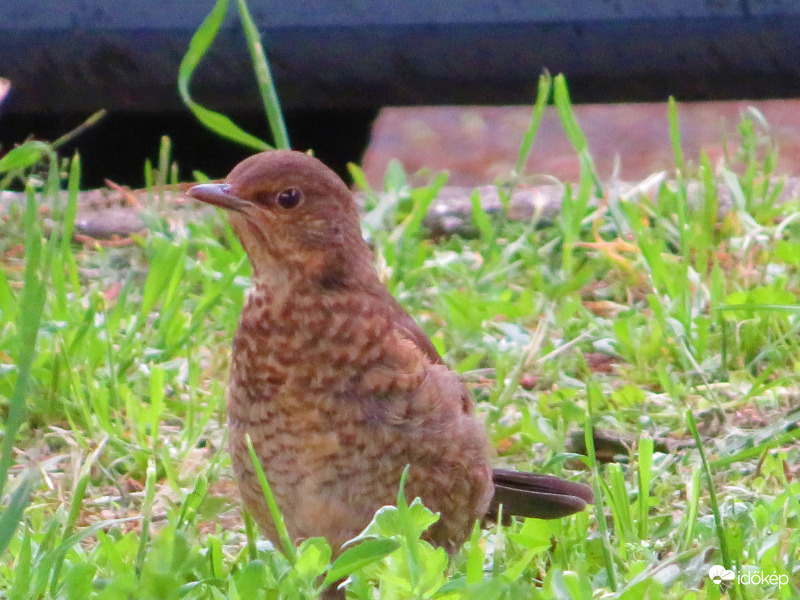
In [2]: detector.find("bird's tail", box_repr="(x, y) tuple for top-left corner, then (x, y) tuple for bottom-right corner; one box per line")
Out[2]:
(488, 469), (594, 521)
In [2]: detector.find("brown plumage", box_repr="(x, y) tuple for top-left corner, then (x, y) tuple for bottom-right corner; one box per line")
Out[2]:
(188, 150), (592, 560)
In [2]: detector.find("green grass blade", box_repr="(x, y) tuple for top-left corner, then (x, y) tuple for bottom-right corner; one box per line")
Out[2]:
(323, 538), (400, 586)
(470, 189), (494, 247)
(164, 254), (249, 356)
(710, 426), (800, 468)
(681, 468), (701, 552)
(135, 457), (158, 576)
(61, 155), (81, 295)
(685, 410), (734, 576)
(464, 522), (484, 585)
(604, 464), (630, 556)
(178, 0), (269, 151)
(585, 381), (617, 591)
(0, 470), (37, 556)
(236, 0), (290, 149)
(51, 110), (107, 149)
(0, 187), (47, 499)
(0, 266), (14, 319)
(48, 442), (100, 594)
(667, 97), (685, 172)
(553, 74), (600, 192)
(7, 529), (32, 599)
(636, 436), (654, 540)
(561, 152), (592, 275)
(246, 434), (297, 563)
(243, 510), (259, 561)
(33, 517), (140, 595)
(553, 75), (588, 153)
(0, 141), (52, 173)
(514, 72), (552, 176)
(149, 365), (166, 453)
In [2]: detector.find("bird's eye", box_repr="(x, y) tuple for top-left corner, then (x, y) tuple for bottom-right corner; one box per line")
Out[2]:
(276, 187), (303, 209)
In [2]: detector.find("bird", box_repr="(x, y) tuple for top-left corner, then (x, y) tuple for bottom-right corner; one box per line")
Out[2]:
(187, 150), (593, 562)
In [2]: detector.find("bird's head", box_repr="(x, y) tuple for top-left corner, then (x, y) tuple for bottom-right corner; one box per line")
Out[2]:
(188, 150), (372, 288)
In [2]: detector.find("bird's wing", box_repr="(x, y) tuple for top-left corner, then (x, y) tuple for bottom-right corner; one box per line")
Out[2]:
(378, 288), (446, 365)
(373, 288), (477, 413)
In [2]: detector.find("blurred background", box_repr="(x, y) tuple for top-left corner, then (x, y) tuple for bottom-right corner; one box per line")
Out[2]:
(2, 1), (799, 186)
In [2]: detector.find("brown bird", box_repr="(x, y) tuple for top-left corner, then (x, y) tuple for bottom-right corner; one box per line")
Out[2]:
(188, 150), (593, 561)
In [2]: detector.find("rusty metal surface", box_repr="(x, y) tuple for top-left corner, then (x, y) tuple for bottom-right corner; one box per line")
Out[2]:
(363, 101), (800, 186)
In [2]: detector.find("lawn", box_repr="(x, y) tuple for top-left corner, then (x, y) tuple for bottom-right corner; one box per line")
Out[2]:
(1, 2), (799, 598)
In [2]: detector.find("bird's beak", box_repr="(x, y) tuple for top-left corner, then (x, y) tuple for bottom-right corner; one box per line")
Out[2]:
(187, 183), (250, 212)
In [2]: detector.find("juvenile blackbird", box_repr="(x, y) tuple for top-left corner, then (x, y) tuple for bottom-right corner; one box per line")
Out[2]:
(188, 150), (592, 558)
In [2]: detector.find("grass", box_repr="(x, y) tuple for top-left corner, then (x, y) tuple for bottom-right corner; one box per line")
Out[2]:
(2, 2), (800, 597)
(1, 90), (798, 600)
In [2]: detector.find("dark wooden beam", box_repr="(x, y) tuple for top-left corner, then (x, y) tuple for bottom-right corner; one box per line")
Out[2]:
(2, 1), (799, 114)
